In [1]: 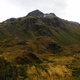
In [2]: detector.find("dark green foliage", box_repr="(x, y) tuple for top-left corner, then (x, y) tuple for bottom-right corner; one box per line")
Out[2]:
(17, 65), (28, 79)
(27, 52), (41, 62)
(42, 57), (48, 61)
(17, 40), (26, 45)
(72, 68), (80, 77)
(15, 56), (31, 64)
(15, 52), (41, 64)
(0, 50), (3, 54)
(0, 57), (17, 80)
(48, 41), (62, 52)
(0, 57), (29, 80)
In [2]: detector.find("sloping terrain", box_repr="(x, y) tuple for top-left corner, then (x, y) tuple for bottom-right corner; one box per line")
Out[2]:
(0, 10), (80, 80)
(0, 13), (80, 45)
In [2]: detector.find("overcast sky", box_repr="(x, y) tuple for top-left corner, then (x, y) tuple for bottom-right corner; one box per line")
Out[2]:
(0, 0), (80, 23)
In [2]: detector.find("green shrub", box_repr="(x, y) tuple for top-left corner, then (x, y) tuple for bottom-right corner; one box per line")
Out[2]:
(72, 68), (80, 77)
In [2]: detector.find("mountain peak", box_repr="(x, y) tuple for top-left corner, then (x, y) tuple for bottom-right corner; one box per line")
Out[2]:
(27, 9), (44, 17)
(27, 10), (57, 18)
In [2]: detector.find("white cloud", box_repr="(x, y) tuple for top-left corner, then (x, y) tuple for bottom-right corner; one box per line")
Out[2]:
(0, 0), (26, 22)
(61, 0), (80, 23)
(4, 0), (67, 13)
(0, 0), (80, 23)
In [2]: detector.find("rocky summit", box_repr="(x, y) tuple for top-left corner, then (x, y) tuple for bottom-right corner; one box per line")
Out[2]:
(27, 9), (44, 17)
(27, 9), (57, 18)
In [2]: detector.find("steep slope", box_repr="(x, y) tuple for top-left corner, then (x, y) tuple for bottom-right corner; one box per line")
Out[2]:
(0, 12), (80, 45)
(41, 17), (80, 45)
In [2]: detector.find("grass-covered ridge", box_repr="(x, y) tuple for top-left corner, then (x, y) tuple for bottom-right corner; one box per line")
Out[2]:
(0, 16), (80, 45)
(0, 10), (80, 80)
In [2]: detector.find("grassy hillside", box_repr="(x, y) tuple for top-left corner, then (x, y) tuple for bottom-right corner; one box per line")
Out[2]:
(0, 16), (80, 45)
(0, 12), (80, 80)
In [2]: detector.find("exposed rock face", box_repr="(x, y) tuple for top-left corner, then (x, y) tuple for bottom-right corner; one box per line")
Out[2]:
(2, 18), (16, 23)
(44, 13), (57, 18)
(27, 9), (44, 17)
(27, 9), (57, 18)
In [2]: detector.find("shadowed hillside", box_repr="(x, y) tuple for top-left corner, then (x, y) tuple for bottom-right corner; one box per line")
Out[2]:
(0, 10), (80, 45)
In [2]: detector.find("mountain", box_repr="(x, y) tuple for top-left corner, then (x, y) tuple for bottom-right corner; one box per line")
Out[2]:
(0, 10), (80, 45)
(0, 9), (80, 62)
(0, 10), (80, 80)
